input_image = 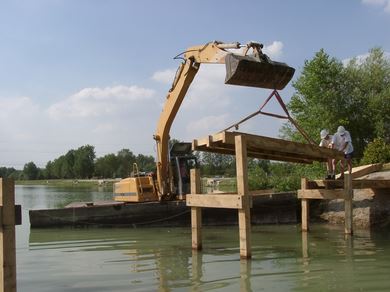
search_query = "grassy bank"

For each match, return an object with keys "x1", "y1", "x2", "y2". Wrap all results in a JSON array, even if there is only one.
[{"x1": 16, "y1": 179, "x2": 116, "y2": 189}]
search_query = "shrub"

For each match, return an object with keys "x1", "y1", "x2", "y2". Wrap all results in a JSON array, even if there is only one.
[{"x1": 361, "y1": 138, "x2": 390, "y2": 164}]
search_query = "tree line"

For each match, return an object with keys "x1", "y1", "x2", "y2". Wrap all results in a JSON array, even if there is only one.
[{"x1": 1, "y1": 145, "x2": 155, "y2": 180}]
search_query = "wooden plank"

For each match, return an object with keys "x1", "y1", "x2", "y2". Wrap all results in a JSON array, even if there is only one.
[
  {"x1": 193, "y1": 131, "x2": 344, "y2": 164},
  {"x1": 190, "y1": 169, "x2": 202, "y2": 250},
  {"x1": 344, "y1": 174, "x2": 353, "y2": 235},
  {"x1": 336, "y1": 163, "x2": 383, "y2": 179},
  {"x1": 195, "y1": 145, "x2": 314, "y2": 164},
  {"x1": 186, "y1": 194, "x2": 244, "y2": 209},
  {"x1": 298, "y1": 189, "x2": 348, "y2": 200},
  {"x1": 0, "y1": 178, "x2": 17, "y2": 292},
  {"x1": 352, "y1": 179, "x2": 390, "y2": 189},
  {"x1": 301, "y1": 178, "x2": 309, "y2": 232},
  {"x1": 312, "y1": 179, "x2": 390, "y2": 189},
  {"x1": 225, "y1": 131, "x2": 344, "y2": 160},
  {"x1": 235, "y1": 135, "x2": 251, "y2": 259}
]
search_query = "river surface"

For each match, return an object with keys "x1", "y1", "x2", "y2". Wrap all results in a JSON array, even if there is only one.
[{"x1": 15, "y1": 185, "x2": 390, "y2": 291}]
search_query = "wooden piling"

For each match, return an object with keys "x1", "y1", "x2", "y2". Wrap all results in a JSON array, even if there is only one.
[
  {"x1": 235, "y1": 135, "x2": 251, "y2": 259},
  {"x1": 0, "y1": 178, "x2": 17, "y2": 292},
  {"x1": 301, "y1": 178, "x2": 309, "y2": 232},
  {"x1": 344, "y1": 173, "x2": 353, "y2": 235},
  {"x1": 190, "y1": 169, "x2": 202, "y2": 250}
]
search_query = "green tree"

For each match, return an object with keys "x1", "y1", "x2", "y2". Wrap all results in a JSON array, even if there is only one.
[
  {"x1": 282, "y1": 47, "x2": 390, "y2": 159},
  {"x1": 73, "y1": 145, "x2": 95, "y2": 179},
  {"x1": 116, "y1": 149, "x2": 136, "y2": 178},
  {"x1": 95, "y1": 154, "x2": 119, "y2": 178},
  {"x1": 281, "y1": 49, "x2": 346, "y2": 143},
  {"x1": 135, "y1": 154, "x2": 155, "y2": 172},
  {"x1": 200, "y1": 152, "x2": 235, "y2": 177},
  {"x1": 23, "y1": 162, "x2": 39, "y2": 180},
  {"x1": 0, "y1": 167, "x2": 17, "y2": 178}
]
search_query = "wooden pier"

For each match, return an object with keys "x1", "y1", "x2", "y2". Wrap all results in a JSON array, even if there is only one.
[
  {"x1": 187, "y1": 131, "x2": 343, "y2": 258},
  {"x1": 298, "y1": 163, "x2": 390, "y2": 234}
]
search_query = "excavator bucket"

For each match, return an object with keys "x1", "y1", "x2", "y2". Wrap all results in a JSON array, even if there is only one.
[{"x1": 224, "y1": 54, "x2": 295, "y2": 90}]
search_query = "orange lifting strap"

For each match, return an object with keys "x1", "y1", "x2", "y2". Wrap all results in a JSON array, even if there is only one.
[{"x1": 222, "y1": 90, "x2": 316, "y2": 145}]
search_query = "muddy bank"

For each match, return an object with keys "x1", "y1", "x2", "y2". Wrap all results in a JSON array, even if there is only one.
[{"x1": 310, "y1": 170, "x2": 390, "y2": 229}]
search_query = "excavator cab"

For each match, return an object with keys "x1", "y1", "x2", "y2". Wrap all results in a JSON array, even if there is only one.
[{"x1": 170, "y1": 142, "x2": 198, "y2": 197}]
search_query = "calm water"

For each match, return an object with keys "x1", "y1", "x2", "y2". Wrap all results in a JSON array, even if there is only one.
[{"x1": 15, "y1": 185, "x2": 390, "y2": 291}]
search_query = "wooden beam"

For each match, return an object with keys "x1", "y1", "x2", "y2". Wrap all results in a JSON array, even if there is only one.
[
  {"x1": 193, "y1": 131, "x2": 344, "y2": 164},
  {"x1": 336, "y1": 163, "x2": 383, "y2": 179},
  {"x1": 235, "y1": 135, "x2": 251, "y2": 259},
  {"x1": 225, "y1": 131, "x2": 344, "y2": 160},
  {"x1": 0, "y1": 178, "x2": 17, "y2": 292},
  {"x1": 190, "y1": 169, "x2": 202, "y2": 250},
  {"x1": 298, "y1": 189, "x2": 348, "y2": 200},
  {"x1": 311, "y1": 179, "x2": 390, "y2": 189},
  {"x1": 194, "y1": 145, "x2": 314, "y2": 164},
  {"x1": 344, "y1": 174, "x2": 353, "y2": 235},
  {"x1": 187, "y1": 194, "x2": 245, "y2": 209},
  {"x1": 301, "y1": 178, "x2": 309, "y2": 232}
]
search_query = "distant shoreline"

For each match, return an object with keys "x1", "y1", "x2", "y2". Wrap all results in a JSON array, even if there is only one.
[{"x1": 15, "y1": 179, "x2": 117, "y2": 188}]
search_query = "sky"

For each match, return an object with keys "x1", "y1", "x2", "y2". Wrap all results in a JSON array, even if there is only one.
[{"x1": 1, "y1": 0, "x2": 390, "y2": 169}]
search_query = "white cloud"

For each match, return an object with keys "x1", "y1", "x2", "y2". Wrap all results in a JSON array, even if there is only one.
[
  {"x1": 186, "y1": 114, "x2": 229, "y2": 138},
  {"x1": 0, "y1": 96, "x2": 39, "y2": 118},
  {"x1": 152, "y1": 69, "x2": 176, "y2": 84},
  {"x1": 0, "y1": 96, "x2": 41, "y2": 140},
  {"x1": 263, "y1": 41, "x2": 284, "y2": 59},
  {"x1": 343, "y1": 51, "x2": 390, "y2": 66},
  {"x1": 47, "y1": 85, "x2": 155, "y2": 119},
  {"x1": 182, "y1": 64, "x2": 231, "y2": 110},
  {"x1": 362, "y1": 0, "x2": 390, "y2": 13}
]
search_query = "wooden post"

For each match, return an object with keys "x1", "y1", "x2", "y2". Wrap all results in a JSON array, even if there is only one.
[
  {"x1": 344, "y1": 173, "x2": 353, "y2": 235},
  {"x1": 191, "y1": 250, "x2": 202, "y2": 290},
  {"x1": 301, "y1": 230, "x2": 309, "y2": 259},
  {"x1": 301, "y1": 178, "x2": 309, "y2": 232},
  {"x1": 0, "y1": 178, "x2": 17, "y2": 292},
  {"x1": 235, "y1": 135, "x2": 251, "y2": 259},
  {"x1": 240, "y1": 259, "x2": 252, "y2": 291},
  {"x1": 190, "y1": 168, "x2": 202, "y2": 250}
]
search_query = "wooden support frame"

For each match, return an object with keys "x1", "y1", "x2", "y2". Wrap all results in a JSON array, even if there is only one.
[
  {"x1": 299, "y1": 174, "x2": 354, "y2": 235},
  {"x1": 190, "y1": 169, "x2": 202, "y2": 250},
  {"x1": 301, "y1": 178, "x2": 309, "y2": 232},
  {"x1": 235, "y1": 135, "x2": 251, "y2": 259},
  {"x1": 187, "y1": 133, "x2": 253, "y2": 258}
]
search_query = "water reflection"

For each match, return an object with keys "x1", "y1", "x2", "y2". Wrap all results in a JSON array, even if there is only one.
[{"x1": 15, "y1": 185, "x2": 390, "y2": 291}]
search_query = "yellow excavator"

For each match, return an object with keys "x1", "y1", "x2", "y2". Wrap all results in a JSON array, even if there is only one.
[{"x1": 113, "y1": 41, "x2": 295, "y2": 202}]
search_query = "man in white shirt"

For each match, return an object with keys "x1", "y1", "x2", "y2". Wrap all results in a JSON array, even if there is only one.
[
  {"x1": 331, "y1": 126, "x2": 354, "y2": 179},
  {"x1": 319, "y1": 129, "x2": 334, "y2": 179}
]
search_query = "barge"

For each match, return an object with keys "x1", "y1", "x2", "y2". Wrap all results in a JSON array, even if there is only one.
[{"x1": 29, "y1": 192, "x2": 298, "y2": 228}]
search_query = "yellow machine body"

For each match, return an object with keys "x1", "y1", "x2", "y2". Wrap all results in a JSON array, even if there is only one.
[{"x1": 114, "y1": 176, "x2": 158, "y2": 202}]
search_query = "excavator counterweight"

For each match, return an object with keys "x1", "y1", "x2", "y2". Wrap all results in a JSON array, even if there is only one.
[{"x1": 224, "y1": 54, "x2": 295, "y2": 90}]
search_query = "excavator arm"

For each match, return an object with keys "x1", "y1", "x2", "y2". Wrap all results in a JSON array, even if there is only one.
[{"x1": 153, "y1": 41, "x2": 295, "y2": 199}]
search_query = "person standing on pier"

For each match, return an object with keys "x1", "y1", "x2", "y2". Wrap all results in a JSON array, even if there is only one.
[
  {"x1": 331, "y1": 126, "x2": 354, "y2": 179},
  {"x1": 319, "y1": 129, "x2": 334, "y2": 179}
]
